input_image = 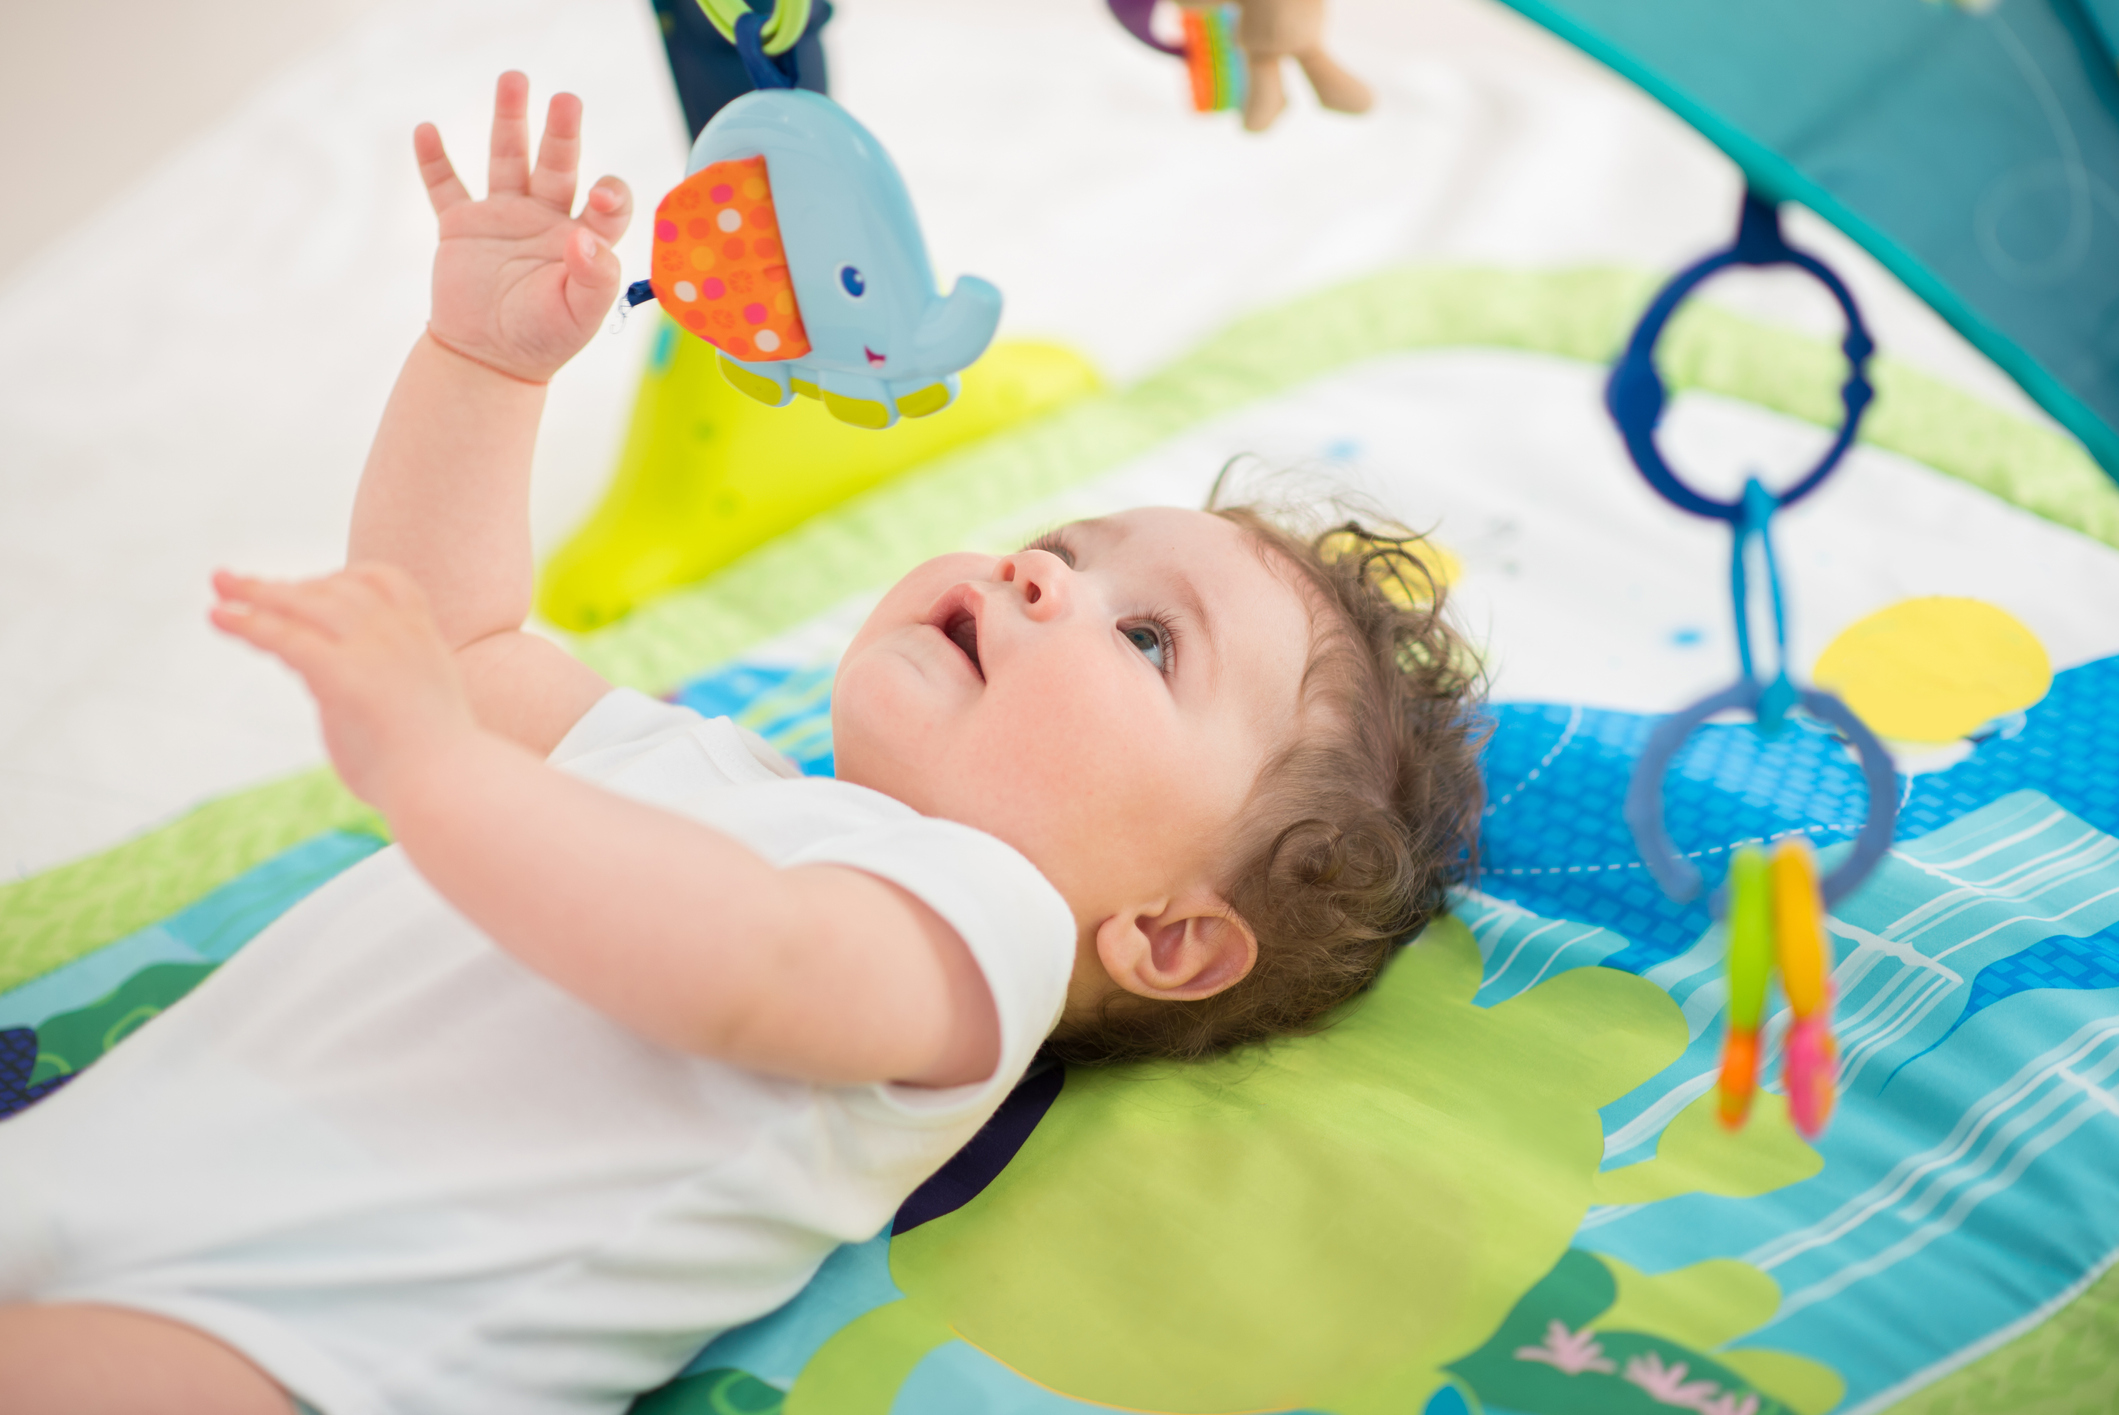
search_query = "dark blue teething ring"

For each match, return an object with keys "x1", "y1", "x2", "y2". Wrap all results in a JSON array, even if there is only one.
[
  {"x1": 1623, "y1": 677, "x2": 1899, "y2": 908},
  {"x1": 1606, "y1": 192, "x2": 1876, "y2": 522}
]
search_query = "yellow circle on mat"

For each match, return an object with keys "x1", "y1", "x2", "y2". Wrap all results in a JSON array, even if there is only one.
[
  {"x1": 1812, "y1": 597, "x2": 2051, "y2": 744},
  {"x1": 1317, "y1": 530, "x2": 1461, "y2": 605}
]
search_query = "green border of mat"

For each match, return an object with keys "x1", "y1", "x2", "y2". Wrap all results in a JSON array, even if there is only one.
[
  {"x1": 0, "y1": 773, "x2": 383, "y2": 995},
  {"x1": 1875, "y1": 1247, "x2": 2119, "y2": 1414}
]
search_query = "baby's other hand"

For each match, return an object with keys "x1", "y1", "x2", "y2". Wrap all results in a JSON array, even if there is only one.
[
  {"x1": 211, "y1": 564, "x2": 479, "y2": 812},
  {"x1": 418, "y1": 72, "x2": 635, "y2": 384}
]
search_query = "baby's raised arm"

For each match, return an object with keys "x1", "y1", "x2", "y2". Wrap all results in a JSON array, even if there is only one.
[
  {"x1": 211, "y1": 77, "x2": 1006, "y2": 1091},
  {"x1": 349, "y1": 73, "x2": 630, "y2": 752}
]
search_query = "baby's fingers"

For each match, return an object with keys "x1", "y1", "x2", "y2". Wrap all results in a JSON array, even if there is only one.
[
  {"x1": 414, "y1": 123, "x2": 471, "y2": 216},
  {"x1": 563, "y1": 227, "x2": 622, "y2": 307},
  {"x1": 530, "y1": 92, "x2": 583, "y2": 212},
  {"x1": 213, "y1": 569, "x2": 380, "y2": 640},
  {"x1": 579, "y1": 176, "x2": 632, "y2": 244},
  {"x1": 210, "y1": 597, "x2": 338, "y2": 682},
  {"x1": 488, "y1": 70, "x2": 533, "y2": 195}
]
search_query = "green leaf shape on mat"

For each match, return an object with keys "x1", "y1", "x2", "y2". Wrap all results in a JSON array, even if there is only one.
[
  {"x1": 1590, "y1": 1253, "x2": 1845, "y2": 1415},
  {"x1": 1593, "y1": 1087, "x2": 1822, "y2": 1206},
  {"x1": 26, "y1": 961, "x2": 217, "y2": 1087},
  {"x1": 1443, "y1": 1248, "x2": 1840, "y2": 1415},
  {"x1": 574, "y1": 266, "x2": 2119, "y2": 696},
  {"x1": 0, "y1": 770, "x2": 384, "y2": 996},
  {"x1": 801, "y1": 919, "x2": 1815, "y2": 1415},
  {"x1": 631, "y1": 1366, "x2": 785, "y2": 1414}
]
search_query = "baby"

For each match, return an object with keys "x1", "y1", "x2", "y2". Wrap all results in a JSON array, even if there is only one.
[{"x1": 0, "y1": 75, "x2": 1483, "y2": 1414}]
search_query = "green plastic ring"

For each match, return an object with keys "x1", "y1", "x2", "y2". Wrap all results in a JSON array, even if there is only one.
[{"x1": 694, "y1": 0, "x2": 811, "y2": 56}]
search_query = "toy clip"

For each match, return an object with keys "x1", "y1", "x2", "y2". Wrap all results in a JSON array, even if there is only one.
[
  {"x1": 1717, "y1": 845, "x2": 1771, "y2": 1127},
  {"x1": 1773, "y1": 838, "x2": 1838, "y2": 1138},
  {"x1": 1716, "y1": 839, "x2": 1839, "y2": 1138}
]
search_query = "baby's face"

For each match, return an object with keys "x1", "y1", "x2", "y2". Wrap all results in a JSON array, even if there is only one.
[{"x1": 831, "y1": 507, "x2": 1315, "y2": 935}]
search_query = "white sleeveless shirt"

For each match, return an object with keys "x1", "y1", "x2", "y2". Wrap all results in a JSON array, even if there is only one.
[{"x1": 0, "y1": 690, "x2": 1076, "y2": 1415}]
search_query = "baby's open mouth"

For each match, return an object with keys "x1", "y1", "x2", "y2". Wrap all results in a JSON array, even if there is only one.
[
  {"x1": 865, "y1": 346, "x2": 886, "y2": 369},
  {"x1": 942, "y1": 609, "x2": 983, "y2": 680}
]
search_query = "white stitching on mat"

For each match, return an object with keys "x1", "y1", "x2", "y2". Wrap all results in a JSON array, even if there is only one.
[
  {"x1": 1483, "y1": 705, "x2": 1583, "y2": 817},
  {"x1": 1481, "y1": 821, "x2": 1867, "y2": 877}
]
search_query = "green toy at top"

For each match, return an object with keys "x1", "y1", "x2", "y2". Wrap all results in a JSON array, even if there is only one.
[{"x1": 780, "y1": 919, "x2": 1835, "y2": 1415}]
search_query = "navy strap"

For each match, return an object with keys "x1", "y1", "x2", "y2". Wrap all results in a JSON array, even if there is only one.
[{"x1": 733, "y1": 10, "x2": 798, "y2": 90}]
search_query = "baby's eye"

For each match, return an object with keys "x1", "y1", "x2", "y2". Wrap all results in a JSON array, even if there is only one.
[
  {"x1": 838, "y1": 265, "x2": 866, "y2": 299},
  {"x1": 1124, "y1": 624, "x2": 1167, "y2": 671}
]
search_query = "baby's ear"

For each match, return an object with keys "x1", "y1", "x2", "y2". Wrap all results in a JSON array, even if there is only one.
[{"x1": 1096, "y1": 894, "x2": 1258, "y2": 1003}]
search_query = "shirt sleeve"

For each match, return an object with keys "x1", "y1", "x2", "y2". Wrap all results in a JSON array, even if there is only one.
[
  {"x1": 547, "y1": 688, "x2": 801, "y2": 781},
  {"x1": 787, "y1": 817, "x2": 1077, "y2": 1128},
  {"x1": 547, "y1": 688, "x2": 685, "y2": 765}
]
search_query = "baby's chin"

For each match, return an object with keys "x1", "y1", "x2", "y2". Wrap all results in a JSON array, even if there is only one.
[
  {"x1": 829, "y1": 689, "x2": 948, "y2": 806},
  {"x1": 832, "y1": 702, "x2": 1015, "y2": 831}
]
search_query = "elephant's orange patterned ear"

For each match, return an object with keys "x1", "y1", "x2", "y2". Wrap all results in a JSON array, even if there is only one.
[{"x1": 650, "y1": 157, "x2": 811, "y2": 363}]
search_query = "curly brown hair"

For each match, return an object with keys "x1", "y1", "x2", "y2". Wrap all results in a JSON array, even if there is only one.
[{"x1": 1044, "y1": 495, "x2": 1489, "y2": 1065}]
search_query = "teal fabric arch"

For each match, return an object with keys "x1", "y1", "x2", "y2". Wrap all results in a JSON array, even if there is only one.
[{"x1": 1495, "y1": 0, "x2": 2119, "y2": 483}]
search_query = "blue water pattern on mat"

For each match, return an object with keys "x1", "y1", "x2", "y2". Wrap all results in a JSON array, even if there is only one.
[
  {"x1": 1455, "y1": 891, "x2": 1632, "y2": 1008},
  {"x1": 1558, "y1": 789, "x2": 2119, "y2": 1410},
  {"x1": 670, "y1": 660, "x2": 837, "y2": 776},
  {"x1": 1478, "y1": 655, "x2": 2119, "y2": 983},
  {"x1": 887, "y1": 1339, "x2": 1339, "y2": 1415},
  {"x1": 0, "y1": 829, "x2": 385, "y2": 1032}
]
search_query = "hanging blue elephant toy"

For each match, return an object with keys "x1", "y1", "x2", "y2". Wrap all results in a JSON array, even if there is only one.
[{"x1": 623, "y1": 0, "x2": 1002, "y2": 429}]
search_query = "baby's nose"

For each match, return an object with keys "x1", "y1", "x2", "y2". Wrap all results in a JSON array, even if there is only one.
[{"x1": 998, "y1": 549, "x2": 1070, "y2": 618}]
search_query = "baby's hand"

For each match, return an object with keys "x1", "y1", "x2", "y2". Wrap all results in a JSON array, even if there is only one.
[
  {"x1": 418, "y1": 72, "x2": 635, "y2": 384},
  {"x1": 211, "y1": 564, "x2": 480, "y2": 811}
]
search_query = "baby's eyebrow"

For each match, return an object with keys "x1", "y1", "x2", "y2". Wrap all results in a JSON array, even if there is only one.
[
  {"x1": 1019, "y1": 526, "x2": 1078, "y2": 566},
  {"x1": 1092, "y1": 517, "x2": 1216, "y2": 663},
  {"x1": 1169, "y1": 567, "x2": 1214, "y2": 658}
]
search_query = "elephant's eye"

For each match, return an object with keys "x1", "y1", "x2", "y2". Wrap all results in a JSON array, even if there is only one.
[{"x1": 838, "y1": 265, "x2": 866, "y2": 299}]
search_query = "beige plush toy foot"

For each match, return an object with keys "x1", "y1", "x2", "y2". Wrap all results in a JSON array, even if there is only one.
[
  {"x1": 1243, "y1": 54, "x2": 1289, "y2": 132},
  {"x1": 1232, "y1": 0, "x2": 1371, "y2": 130},
  {"x1": 1295, "y1": 48, "x2": 1373, "y2": 114}
]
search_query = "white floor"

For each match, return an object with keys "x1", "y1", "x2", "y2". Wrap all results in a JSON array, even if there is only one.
[{"x1": 0, "y1": 0, "x2": 2094, "y2": 880}]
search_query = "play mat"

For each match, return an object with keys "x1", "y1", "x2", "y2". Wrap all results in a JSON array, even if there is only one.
[
  {"x1": 9, "y1": 0, "x2": 2119, "y2": 1408},
  {"x1": 7, "y1": 261, "x2": 2119, "y2": 1412}
]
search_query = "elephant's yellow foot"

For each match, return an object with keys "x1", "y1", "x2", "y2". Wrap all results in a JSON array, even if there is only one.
[
  {"x1": 895, "y1": 383, "x2": 953, "y2": 418},
  {"x1": 822, "y1": 391, "x2": 894, "y2": 429},
  {"x1": 717, "y1": 354, "x2": 791, "y2": 407}
]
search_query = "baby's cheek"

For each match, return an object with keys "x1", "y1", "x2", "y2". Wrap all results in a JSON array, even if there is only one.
[{"x1": 828, "y1": 661, "x2": 932, "y2": 779}]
